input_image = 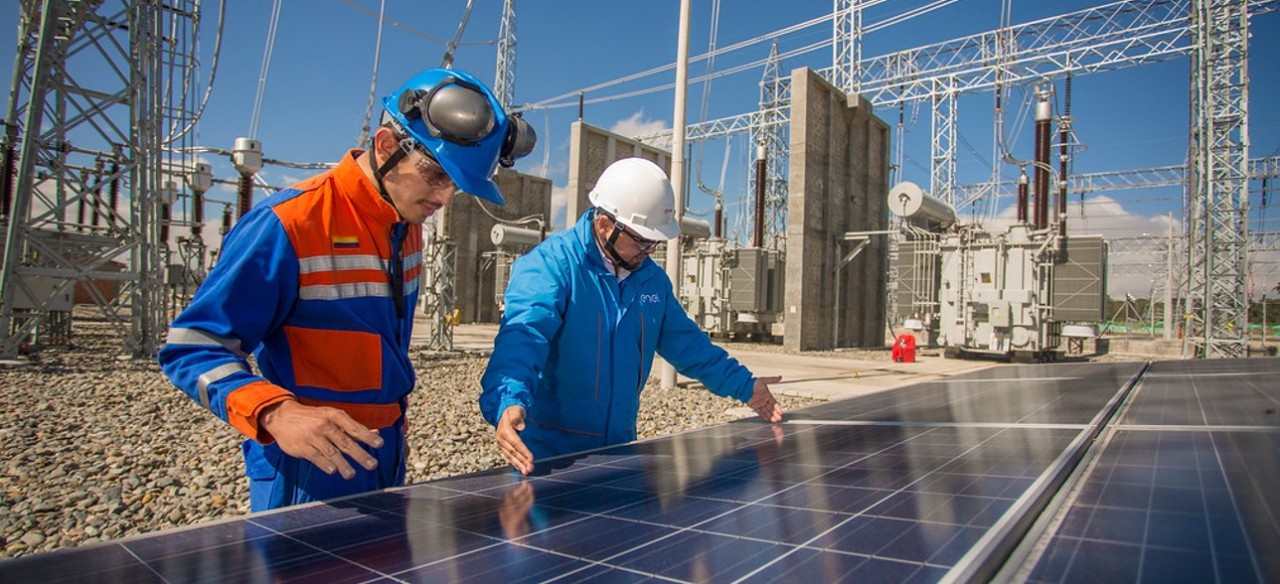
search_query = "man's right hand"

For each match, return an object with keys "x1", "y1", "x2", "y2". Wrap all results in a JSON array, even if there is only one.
[
  {"x1": 496, "y1": 405, "x2": 535, "y2": 475},
  {"x1": 258, "y1": 400, "x2": 383, "y2": 480}
]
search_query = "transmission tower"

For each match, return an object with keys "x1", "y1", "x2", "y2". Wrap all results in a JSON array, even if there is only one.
[
  {"x1": 832, "y1": 0, "x2": 863, "y2": 94},
  {"x1": 1184, "y1": 0, "x2": 1252, "y2": 358},
  {"x1": 494, "y1": 0, "x2": 517, "y2": 111},
  {"x1": 0, "y1": 0, "x2": 202, "y2": 358},
  {"x1": 749, "y1": 43, "x2": 790, "y2": 251}
]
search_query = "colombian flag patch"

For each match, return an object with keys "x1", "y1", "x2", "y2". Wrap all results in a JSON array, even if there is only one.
[{"x1": 332, "y1": 236, "x2": 359, "y2": 249}]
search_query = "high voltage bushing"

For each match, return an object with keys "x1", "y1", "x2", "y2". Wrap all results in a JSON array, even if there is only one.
[
  {"x1": 231, "y1": 138, "x2": 262, "y2": 221},
  {"x1": 159, "y1": 181, "x2": 178, "y2": 243},
  {"x1": 188, "y1": 162, "x2": 212, "y2": 235},
  {"x1": 1034, "y1": 91, "x2": 1052, "y2": 231},
  {"x1": 220, "y1": 205, "x2": 232, "y2": 236}
]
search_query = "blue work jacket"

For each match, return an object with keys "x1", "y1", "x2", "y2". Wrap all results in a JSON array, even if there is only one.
[{"x1": 479, "y1": 211, "x2": 756, "y2": 461}]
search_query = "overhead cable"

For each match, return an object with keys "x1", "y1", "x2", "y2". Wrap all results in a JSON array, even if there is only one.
[
  {"x1": 524, "y1": 0, "x2": 961, "y2": 112},
  {"x1": 247, "y1": 0, "x2": 284, "y2": 140},
  {"x1": 356, "y1": 0, "x2": 388, "y2": 148},
  {"x1": 166, "y1": 0, "x2": 228, "y2": 144}
]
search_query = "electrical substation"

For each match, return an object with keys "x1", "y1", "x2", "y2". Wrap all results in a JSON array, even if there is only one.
[
  {"x1": 5, "y1": 1, "x2": 1275, "y2": 364},
  {"x1": 3, "y1": 2, "x2": 1280, "y2": 581}
]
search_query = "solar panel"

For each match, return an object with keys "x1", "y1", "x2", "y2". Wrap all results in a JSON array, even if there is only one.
[
  {"x1": 8, "y1": 360, "x2": 1276, "y2": 583},
  {"x1": 1017, "y1": 359, "x2": 1280, "y2": 583}
]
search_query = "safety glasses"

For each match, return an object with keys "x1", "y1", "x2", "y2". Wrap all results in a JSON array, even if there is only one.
[
  {"x1": 607, "y1": 214, "x2": 660, "y2": 252},
  {"x1": 410, "y1": 146, "x2": 458, "y2": 192}
]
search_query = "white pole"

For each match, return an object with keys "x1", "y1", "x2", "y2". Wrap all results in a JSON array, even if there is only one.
[
  {"x1": 1164, "y1": 213, "x2": 1174, "y2": 341},
  {"x1": 661, "y1": 0, "x2": 692, "y2": 390}
]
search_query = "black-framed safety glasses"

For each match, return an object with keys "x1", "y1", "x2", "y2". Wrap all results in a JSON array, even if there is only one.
[{"x1": 602, "y1": 210, "x2": 660, "y2": 252}]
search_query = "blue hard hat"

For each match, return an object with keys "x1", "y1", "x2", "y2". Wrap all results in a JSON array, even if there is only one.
[{"x1": 382, "y1": 68, "x2": 535, "y2": 205}]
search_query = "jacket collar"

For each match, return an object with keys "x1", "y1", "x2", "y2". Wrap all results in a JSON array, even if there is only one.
[{"x1": 332, "y1": 149, "x2": 401, "y2": 226}]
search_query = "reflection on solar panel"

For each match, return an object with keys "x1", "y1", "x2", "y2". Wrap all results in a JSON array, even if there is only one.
[{"x1": 1, "y1": 359, "x2": 1276, "y2": 583}]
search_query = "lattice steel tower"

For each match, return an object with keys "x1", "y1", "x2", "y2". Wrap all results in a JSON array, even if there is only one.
[
  {"x1": 750, "y1": 43, "x2": 790, "y2": 251},
  {"x1": 494, "y1": 0, "x2": 517, "y2": 111},
  {"x1": 1184, "y1": 0, "x2": 1251, "y2": 358},
  {"x1": 0, "y1": 0, "x2": 201, "y2": 358}
]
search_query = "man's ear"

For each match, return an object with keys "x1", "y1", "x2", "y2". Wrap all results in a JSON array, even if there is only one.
[{"x1": 371, "y1": 127, "x2": 399, "y2": 164}]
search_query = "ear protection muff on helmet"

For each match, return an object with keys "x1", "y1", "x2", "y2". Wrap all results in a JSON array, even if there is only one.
[
  {"x1": 397, "y1": 77, "x2": 496, "y2": 145},
  {"x1": 382, "y1": 68, "x2": 537, "y2": 205},
  {"x1": 396, "y1": 77, "x2": 535, "y2": 169}
]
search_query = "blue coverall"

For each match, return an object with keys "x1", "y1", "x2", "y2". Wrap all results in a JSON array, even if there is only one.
[
  {"x1": 480, "y1": 210, "x2": 757, "y2": 461},
  {"x1": 159, "y1": 151, "x2": 420, "y2": 511}
]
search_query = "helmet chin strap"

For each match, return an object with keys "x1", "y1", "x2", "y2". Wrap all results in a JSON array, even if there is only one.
[
  {"x1": 367, "y1": 138, "x2": 411, "y2": 222},
  {"x1": 595, "y1": 209, "x2": 644, "y2": 272}
]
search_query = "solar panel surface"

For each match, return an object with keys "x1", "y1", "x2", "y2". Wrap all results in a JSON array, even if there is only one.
[
  {"x1": 5, "y1": 360, "x2": 1275, "y2": 583},
  {"x1": 1020, "y1": 359, "x2": 1280, "y2": 583}
]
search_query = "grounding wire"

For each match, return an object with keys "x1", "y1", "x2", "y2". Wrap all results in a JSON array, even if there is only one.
[
  {"x1": 522, "y1": 10, "x2": 840, "y2": 110},
  {"x1": 471, "y1": 197, "x2": 544, "y2": 230},
  {"x1": 693, "y1": 0, "x2": 722, "y2": 199},
  {"x1": 535, "y1": 39, "x2": 829, "y2": 111},
  {"x1": 339, "y1": 0, "x2": 492, "y2": 47},
  {"x1": 440, "y1": 0, "x2": 476, "y2": 68}
]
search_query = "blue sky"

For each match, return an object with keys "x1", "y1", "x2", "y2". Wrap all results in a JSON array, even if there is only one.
[{"x1": 3, "y1": 0, "x2": 1278, "y2": 293}]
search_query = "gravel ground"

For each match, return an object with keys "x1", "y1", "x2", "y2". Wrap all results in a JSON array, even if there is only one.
[{"x1": 0, "y1": 319, "x2": 824, "y2": 560}]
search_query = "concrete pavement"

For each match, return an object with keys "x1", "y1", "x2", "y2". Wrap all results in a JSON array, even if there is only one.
[{"x1": 419, "y1": 322, "x2": 998, "y2": 404}]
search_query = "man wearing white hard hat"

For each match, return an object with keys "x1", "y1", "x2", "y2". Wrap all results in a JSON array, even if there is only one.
[{"x1": 480, "y1": 157, "x2": 783, "y2": 475}]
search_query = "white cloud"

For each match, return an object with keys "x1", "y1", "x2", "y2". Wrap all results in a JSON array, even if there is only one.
[
  {"x1": 976, "y1": 194, "x2": 1178, "y2": 239},
  {"x1": 609, "y1": 110, "x2": 668, "y2": 139},
  {"x1": 550, "y1": 184, "x2": 570, "y2": 230}
]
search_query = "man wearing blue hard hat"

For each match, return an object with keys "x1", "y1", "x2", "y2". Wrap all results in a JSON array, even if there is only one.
[{"x1": 159, "y1": 68, "x2": 535, "y2": 511}]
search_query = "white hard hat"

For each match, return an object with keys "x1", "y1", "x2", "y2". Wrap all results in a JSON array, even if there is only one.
[{"x1": 588, "y1": 157, "x2": 680, "y2": 241}]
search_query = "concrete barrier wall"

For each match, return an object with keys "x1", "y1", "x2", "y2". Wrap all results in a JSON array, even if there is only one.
[{"x1": 784, "y1": 67, "x2": 891, "y2": 351}]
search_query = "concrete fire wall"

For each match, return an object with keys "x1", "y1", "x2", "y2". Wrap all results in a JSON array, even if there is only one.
[
  {"x1": 565, "y1": 121, "x2": 672, "y2": 229},
  {"x1": 784, "y1": 67, "x2": 891, "y2": 351},
  {"x1": 441, "y1": 167, "x2": 552, "y2": 323}
]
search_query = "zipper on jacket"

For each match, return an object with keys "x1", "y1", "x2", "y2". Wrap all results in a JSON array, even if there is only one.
[{"x1": 388, "y1": 222, "x2": 407, "y2": 320}]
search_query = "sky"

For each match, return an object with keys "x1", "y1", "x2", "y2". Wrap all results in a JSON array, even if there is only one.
[{"x1": 2, "y1": 0, "x2": 1278, "y2": 296}]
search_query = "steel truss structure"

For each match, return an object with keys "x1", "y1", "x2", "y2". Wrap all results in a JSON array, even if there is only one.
[
  {"x1": 749, "y1": 44, "x2": 790, "y2": 251},
  {"x1": 1185, "y1": 0, "x2": 1251, "y2": 357},
  {"x1": 493, "y1": 0, "x2": 517, "y2": 111},
  {"x1": 0, "y1": 0, "x2": 202, "y2": 358},
  {"x1": 634, "y1": 0, "x2": 1277, "y2": 357},
  {"x1": 419, "y1": 237, "x2": 457, "y2": 351}
]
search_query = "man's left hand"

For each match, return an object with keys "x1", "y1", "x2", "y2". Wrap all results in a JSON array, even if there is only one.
[{"x1": 747, "y1": 376, "x2": 783, "y2": 423}]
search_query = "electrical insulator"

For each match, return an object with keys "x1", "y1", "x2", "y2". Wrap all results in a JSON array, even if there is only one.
[
  {"x1": 189, "y1": 162, "x2": 213, "y2": 195},
  {"x1": 231, "y1": 138, "x2": 263, "y2": 176}
]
